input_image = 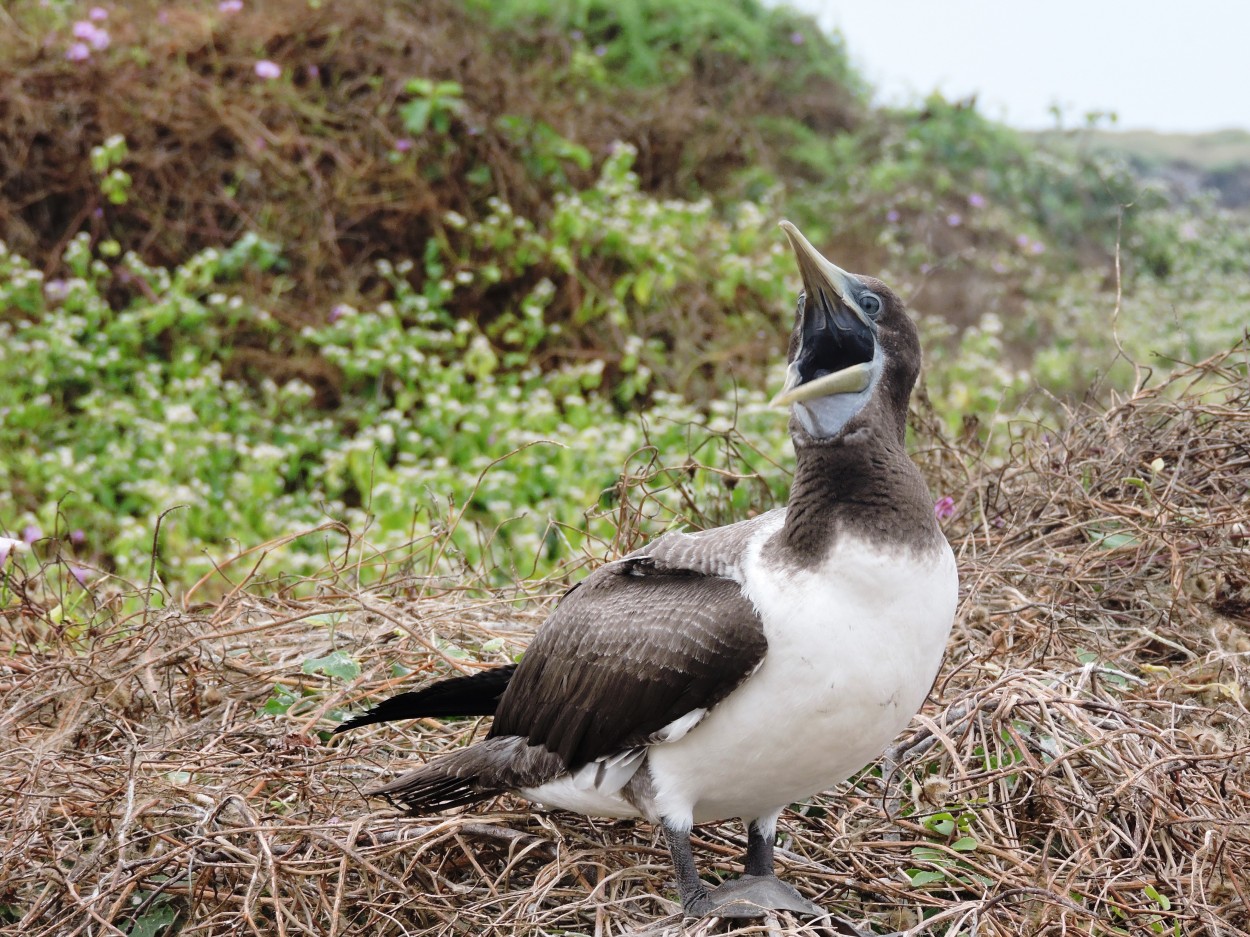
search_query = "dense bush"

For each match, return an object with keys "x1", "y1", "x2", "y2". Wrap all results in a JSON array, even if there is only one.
[
  {"x1": 0, "y1": 154, "x2": 793, "y2": 588},
  {"x1": 2, "y1": 0, "x2": 1247, "y2": 590}
]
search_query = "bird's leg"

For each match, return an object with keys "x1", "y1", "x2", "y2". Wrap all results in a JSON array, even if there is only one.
[
  {"x1": 662, "y1": 812, "x2": 826, "y2": 920},
  {"x1": 703, "y1": 814, "x2": 880, "y2": 935},
  {"x1": 661, "y1": 822, "x2": 711, "y2": 915},
  {"x1": 743, "y1": 814, "x2": 777, "y2": 876}
]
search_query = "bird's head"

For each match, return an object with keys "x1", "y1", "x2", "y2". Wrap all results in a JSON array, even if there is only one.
[{"x1": 772, "y1": 220, "x2": 921, "y2": 441}]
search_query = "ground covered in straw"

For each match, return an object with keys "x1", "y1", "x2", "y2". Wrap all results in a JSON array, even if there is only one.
[{"x1": 4, "y1": 349, "x2": 1249, "y2": 937}]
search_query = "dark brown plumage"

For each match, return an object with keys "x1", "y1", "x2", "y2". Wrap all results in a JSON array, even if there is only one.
[
  {"x1": 489, "y1": 558, "x2": 767, "y2": 769},
  {"x1": 365, "y1": 544, "x2": 770, "y2": 811},
  {"x1": 778, "y1": 274, "x2": 937, "y2": 562}
]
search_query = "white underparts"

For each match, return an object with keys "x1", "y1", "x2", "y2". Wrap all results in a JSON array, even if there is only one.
[{"x1": 520, "y1": 518, "x2": 958, "y2": 827}]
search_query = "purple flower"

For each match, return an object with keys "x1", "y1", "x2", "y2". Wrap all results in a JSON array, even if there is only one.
[
  {"x1": 72, "y1": 21, "x2": 109, "y2": 49},
  {"x1": 594, "y1": 44, "x2": 607, "y2": 56},
  {"x1": 393, "y1": 137, "x2": 413, "y2": 153},
  {"x1": 66, "y1": 42, "x2": 91, "y2": 61},
  {"x1": 886, "y1": 209, "x2": 900, "y2": 223},
  {"x1": 219, "y1": 0, "x2": 244, "y2": 11},
  {"x1": 254, "y1": 59, "x2": 281, "y2": 80},
  {"x1": 1015, "y1": 233, "x2": 1031, "y2": 248},
  {"x1": 45, "y1": 279, "x2": 70, "y2": 301},
  {"x1": 22, "y1": 524, "x2": 42, "y2": 545},
  {"x1": 934, "y1": 496, "x2": 956, "y2": 520},
  {"x1": 89, "y1": 6, "x2": 108, "y2": 20},
  {"x1": 1030, "y1": 240, "x2": 1046, "y2": 255},
  {"x1": 991, "y1": 260, "x2": 1008, "y2": 274},
  {"x1": 329, "y1": 303, "x2": 350, "y2": 323},
  {"x1": 919, "y1": 262, "x2": 931, "y2": 275},
  {"x1": 570, "y1": 29, "x2": 583, "y2": 41},
  {"x1": 946, "y1": 212, "x2": 962, "y2": 227},
  {"x1": 70, "y1": 566, "x2": 90, "y2": 587},
  {"x1": 70, "y1": 529, "x2": 86, "y2": 546},
  {"x1": 306, "y1": 63, "x2": 320, "y2": 79},
  {"x1": 789, "y1": 31, "x2": 805, "y2": 45},
  {"x1": 967, "y1": 192, "x2": 985, "y2": 208}
]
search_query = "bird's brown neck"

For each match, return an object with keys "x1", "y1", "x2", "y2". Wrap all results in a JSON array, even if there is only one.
[{"x1": 779, "y1": 416, "x2": 939, "y2": 563}]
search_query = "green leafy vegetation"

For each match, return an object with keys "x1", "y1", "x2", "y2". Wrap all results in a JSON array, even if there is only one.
[
  {"x1": 1, "y1": 0, "x2": 1247, "y2": 596},
  {"x1": 472, "y1": 0, "x2": 865, "y2": 95}
]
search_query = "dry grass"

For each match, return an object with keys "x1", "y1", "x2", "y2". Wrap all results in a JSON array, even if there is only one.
[{"x1": 3, "y1": 347, "x2": 1249, "y2": 936}]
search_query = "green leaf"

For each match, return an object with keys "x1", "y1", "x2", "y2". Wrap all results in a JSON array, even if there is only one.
[
  {"x1": 906, "y1": 869, "x2": 946, "y2": 886},
  {"x1": 302, "y1": 650, "x2": 361, "y2": 682},
  {"x1": 126, "y1": 901, "x2": 178, "y2": 937},
  {"x1": 261, "y1": 688, "x2": 297, "y2": 715},
  {"x1": 467, "y1": 163, "x2": 493, "y2": 186},
  {"x1": 1088, "y1": 524, "x2": 1141, "y2": 550},
  {"x1": 632, "y1": 268, "x2": 655, "y2": 305},
  {"x1": 400, "y1": 99, "x2": 432, "y2": 135},
  {"x1": 305, "y1": 613, "x2": 343, "y2": 628},
  {"x1": 951, "y1": 836, "x2": 978, "y2": 852},
  {"x1": 910, "y1": 846, "x2": 952, "y2": 865}
]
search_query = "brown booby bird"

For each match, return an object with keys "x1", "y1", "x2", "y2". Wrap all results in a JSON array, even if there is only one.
[{"x1": 337, "y1": 221, "x2": 958, "y2": 922}]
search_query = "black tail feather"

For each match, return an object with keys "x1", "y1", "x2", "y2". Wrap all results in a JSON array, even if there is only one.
[
  {"x1": 367, "y1": 770, "x2": 500, "y2": 813},
  {"x1": 335, "y1": 665, "x2": 517, "y2": 734},
  {"x1": 361, "y1": 736, "x2": 562, "y2": 815}
]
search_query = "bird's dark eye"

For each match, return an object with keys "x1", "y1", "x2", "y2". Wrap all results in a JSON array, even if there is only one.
[{"x1": 860, "y1": 292, "x2": 882, "y2": 317}]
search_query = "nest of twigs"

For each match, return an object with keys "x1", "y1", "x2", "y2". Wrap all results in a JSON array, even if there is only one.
[{"x1": 3, "y1": 346, "x2": 1249, "y2": 936}]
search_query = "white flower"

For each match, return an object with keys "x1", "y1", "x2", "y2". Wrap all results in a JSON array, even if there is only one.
[
  {"x1": 0, "y1": 537, "x2": 30, "y2": 563},
  {"x1": 166, "y1": 403, "x2": 197, "y2": 424}
]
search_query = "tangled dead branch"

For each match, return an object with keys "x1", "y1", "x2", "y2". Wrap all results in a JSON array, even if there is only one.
[{"x1": 2, "y1": 346, "x2": 1248, "y2": 935}]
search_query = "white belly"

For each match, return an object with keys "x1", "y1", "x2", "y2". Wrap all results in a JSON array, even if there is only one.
[
  {"x1": 647, "y1": 538, "x2": 957, "y2": 825},
  {"x1": 521, "y1": 536, "x2": 958, "y2": 825}
]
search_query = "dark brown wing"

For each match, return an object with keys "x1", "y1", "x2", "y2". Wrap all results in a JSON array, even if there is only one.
[{"x1": 488, "y1": 542, "x2": 770, "y2": 771}]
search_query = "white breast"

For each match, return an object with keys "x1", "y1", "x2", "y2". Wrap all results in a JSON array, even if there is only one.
[
  {"x1": 645, "y1": 534, "x2": 958, "y2": 826},
  {"x1": 519, "y1": 520, "x2": 958, "y2": 826}
]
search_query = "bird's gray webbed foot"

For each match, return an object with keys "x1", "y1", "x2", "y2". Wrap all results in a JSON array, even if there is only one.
[
  {"x1": 688, "y1": 873, "x2": 827, "y2": 919},
  {"x1": 663, "y1": 819, "x2": 879, "y2": 934},
  {"x1": 698, "y1": 877, "x2": 885, "y2": 936}
]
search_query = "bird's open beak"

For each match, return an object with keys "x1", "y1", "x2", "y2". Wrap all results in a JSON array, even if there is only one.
[{"x1": 771, "y1": 221, "x2": 875, "y2": 408}]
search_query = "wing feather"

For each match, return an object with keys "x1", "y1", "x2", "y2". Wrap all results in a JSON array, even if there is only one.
[{"x1": 489, "y1": 511, "x2": 782, "y2": 770}]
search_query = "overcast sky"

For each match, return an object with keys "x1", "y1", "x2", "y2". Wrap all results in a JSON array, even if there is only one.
[{"x1": 784, "y1": 0, "x2": 1249, "y2": 133}]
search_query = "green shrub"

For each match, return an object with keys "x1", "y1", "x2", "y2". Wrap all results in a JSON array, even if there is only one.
[
  {"x1": 474, "y1": 0, "x2": 864, "y2": 96},
  {"x1": 0, "y1": 172, "x2": 793, "y2": 588}
]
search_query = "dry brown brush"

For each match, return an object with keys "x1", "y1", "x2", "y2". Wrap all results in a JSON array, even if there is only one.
[
  {"x1": 2, "y1": 348, "x2": 1249, "y2": 935},
  {"x1": 0, "y1": 0, "x2": 855, "y2": 305}
]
